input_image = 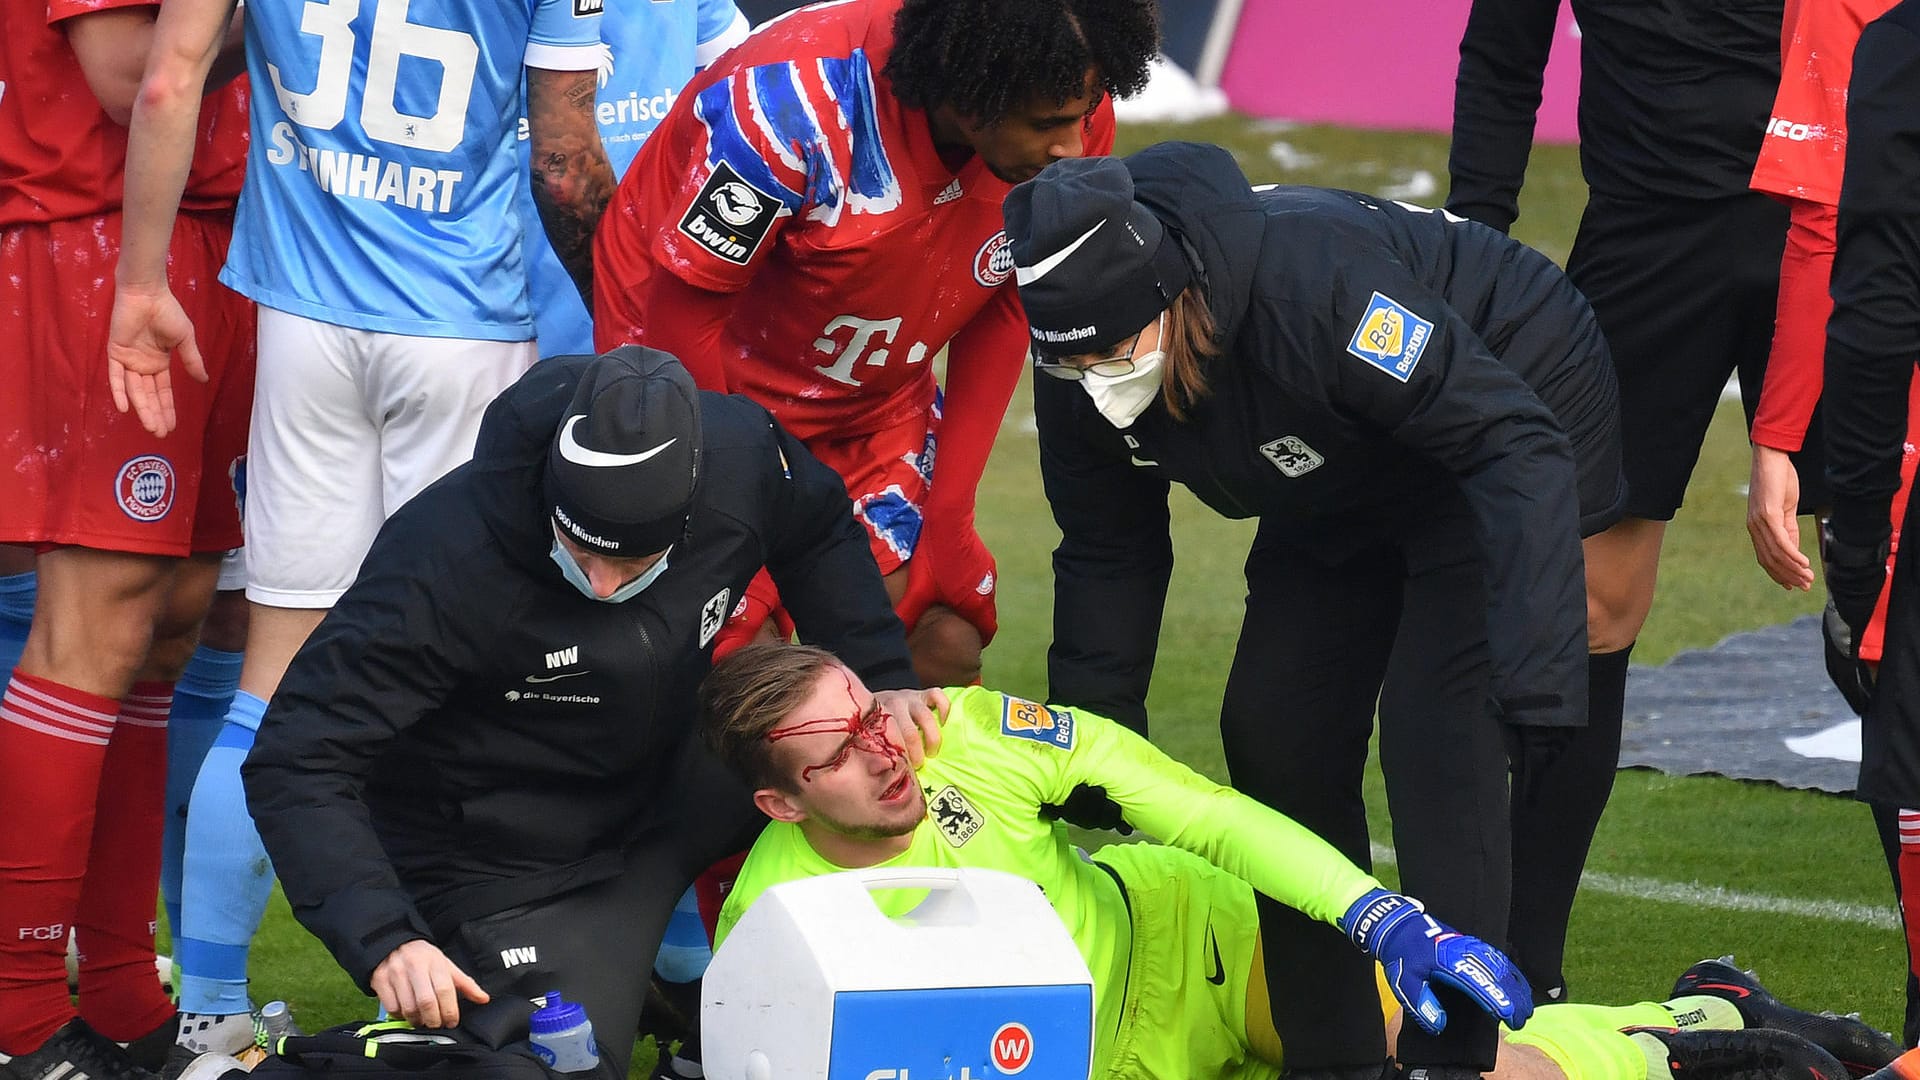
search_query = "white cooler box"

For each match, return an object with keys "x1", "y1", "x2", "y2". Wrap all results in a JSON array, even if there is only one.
[{"x1": 703, "y1": 867, "x2": 1094, "y2": 1080}]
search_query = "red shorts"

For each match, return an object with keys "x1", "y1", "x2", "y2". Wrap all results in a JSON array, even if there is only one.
[{"x1": 0, "y1": 211, "x2": 254, "y2": 556}]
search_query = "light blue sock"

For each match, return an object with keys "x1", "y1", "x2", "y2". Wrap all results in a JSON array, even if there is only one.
[
  {"x1": 653, "y1": 884, "x2": 713, "y2": 984},
  {"x1": 163, "y1": 646, "x2": 244, "y2": 940},
  {"x1": 177, "y1": 691, "x2": 271, "y2": 1015},
  {"x1": 0, "y1": 571, "x2": 36, "y2": 674}
]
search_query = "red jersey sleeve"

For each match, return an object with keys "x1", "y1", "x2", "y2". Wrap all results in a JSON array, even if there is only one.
[
  {"x1": 624, "y1": 269, "x2": 737, "y2": 392},
  {"x1": 1751, "y1": 198, "x2": 1838, "y2": 452},
  {"x1": 639, "y1": 40, "x2": 880, "y2": 294},
  {"x1": 1750, "y1": 0, "x2": 1897, "y2": 206},
  {"x1": 924, "y1": 277, "x2": 1029, "y2": 524},
  {"x1": 46, "y1": 0, "x2": 154, "y2": 24}
]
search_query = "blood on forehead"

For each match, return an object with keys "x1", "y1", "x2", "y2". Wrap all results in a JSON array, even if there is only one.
[{"x1": 765, "y1": 667, "x2": 905, "y2": 783}]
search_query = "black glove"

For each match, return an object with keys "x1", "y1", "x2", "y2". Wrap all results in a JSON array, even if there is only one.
[
  {"x1": 1822, "y1": 519, "x2": 1891, "y2": 640},
  {"x1": 1041, "y1": 783, "x2": 1132, "y2": 835},
  {"x1": 1820, "y1": 519, "x2": 1890, "y2": 717},
  {"x1": 1502, "y1": 723, "x2": 1577, "y2": 808},
  {"x1": 1822, "y1": 597, "x2": 1878, "y2": 717}
]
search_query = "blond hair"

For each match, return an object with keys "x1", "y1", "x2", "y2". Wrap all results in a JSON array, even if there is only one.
[{"x1": 698, "y1": 643, "x2": 841, "y2": 789}]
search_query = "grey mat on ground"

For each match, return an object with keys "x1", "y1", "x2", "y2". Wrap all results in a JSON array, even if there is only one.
[{"x1": 1619, "y1": 614, "x2": 1862, "y2": 795}]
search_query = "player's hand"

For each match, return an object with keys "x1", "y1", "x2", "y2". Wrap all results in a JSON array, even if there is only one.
[
  {"x1": 1339, "y1": 888, "x2": 1533, "y2": 1035},
  {"x1": 107, "y1": 280, "x2": 208, "y2": 437},
  {"x1": 1747, "y1": 445, "x2": 1813, "y2": 590},
  {"x1": 872, "y1": 687, "x2": 948, "y2": 767},
  {"x1": 369, "y1": 939, "x2": 490, "y2": 1029},
  {"x1": 900, "y1": 517, "x2": 998, "y2": 643}
]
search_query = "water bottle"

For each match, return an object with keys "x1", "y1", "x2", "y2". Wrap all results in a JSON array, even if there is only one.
[
  {"x1": 259, "y1": 1000, "x2": 303, "y2": 1042},
  {"x1": 528, "y1": 991, "x2": 601, "y2": 1075}
]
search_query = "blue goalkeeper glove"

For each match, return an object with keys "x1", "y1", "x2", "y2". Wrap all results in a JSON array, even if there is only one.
[{"x1": 1339, "y1": 888, "x2": 1533, "y2": 1034}]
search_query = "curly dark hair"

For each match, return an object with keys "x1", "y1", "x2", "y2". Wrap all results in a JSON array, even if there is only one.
[{"x1": 884, "y1": 0, "x2": 1160, "y2": 125}]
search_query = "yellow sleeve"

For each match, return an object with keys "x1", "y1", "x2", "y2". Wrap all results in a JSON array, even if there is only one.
[{"x1": 949, "y1": 686, "x2": 1383, "y2": 927}]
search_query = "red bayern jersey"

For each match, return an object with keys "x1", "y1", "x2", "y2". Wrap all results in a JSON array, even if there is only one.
[
  {"x1": 1749, "y1": 0, "x2": 1898, "y2": 206},
  {"x1": 0, "y1": 0, "x2": 248, "y2": 227},
  {"x1": 599, "y1": 0, "x2": 1115, "y2": 442},
  {"x1": 1749, "y1": 0, "x2": 1900, "y2": 451}
]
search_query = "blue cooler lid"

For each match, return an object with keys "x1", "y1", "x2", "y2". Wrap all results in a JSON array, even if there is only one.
[{"x1": 530, "y1": 991, "x2": 587, "y2": 1035}]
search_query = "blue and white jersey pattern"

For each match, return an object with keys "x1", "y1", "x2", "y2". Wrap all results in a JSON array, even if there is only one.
[
  {"x1": 521, "y1": 0, "x2": 749, "y2": 357},
  {"x1": 223, "y1": 0, "x2": 604, "y2": 340}
]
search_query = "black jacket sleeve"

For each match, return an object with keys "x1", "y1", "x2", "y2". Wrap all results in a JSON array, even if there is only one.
[
  {"x1": 1445, "y1": 0, "x2": 1561, "y2": 232},
  {"x1": 762, "y1": 421, "x2": 919, "y2": 692},
  {"x1": 1304, "y1": 266, "x2": 1588, "y2": 728},
  {"x1": 1824, "y1": 8, "x2": 1920, "y2": 551},
  {"x1": 1035, "y1": 373, "x2": 1174, "y2": 736},
  {"x1": 240, "y1": 559, "x2": 481, "y2": 992}
]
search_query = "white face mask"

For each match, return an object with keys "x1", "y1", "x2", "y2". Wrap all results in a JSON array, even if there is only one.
[
  {"x1": 1081, "y1": 312, "x2": 1167, "y2": 429},
  {"x1": 550, "y1": 527, "x2": 671, "y2": 603}
]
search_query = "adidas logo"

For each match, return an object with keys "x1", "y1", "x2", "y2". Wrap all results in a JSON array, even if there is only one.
[{"x1": 934, "y1": 179, "x2": 963, "y2": 205}]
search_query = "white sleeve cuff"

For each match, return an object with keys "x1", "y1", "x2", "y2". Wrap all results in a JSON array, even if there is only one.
[{"x1": 525, "y1": 41, "x2": 606, "y2": 72}]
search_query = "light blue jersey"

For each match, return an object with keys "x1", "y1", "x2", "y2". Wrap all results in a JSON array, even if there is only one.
[
  {"x1": 223, "y1": 0, "x2": 605, "y2": 340},
  {"x1": 519, "y1": 0, "x2": 749, "y2": 357}
]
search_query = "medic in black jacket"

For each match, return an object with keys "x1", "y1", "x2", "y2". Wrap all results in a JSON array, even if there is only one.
[
  {"x1": 242, "y1": 348, "x2": 928, "y2": 1069},
  {"x1": 1824, "y1": 0, "x2": 1920, "y2": 873},
  {"x1": 1004, "y1": 143, "x2": 1623, "y2": 1080}
]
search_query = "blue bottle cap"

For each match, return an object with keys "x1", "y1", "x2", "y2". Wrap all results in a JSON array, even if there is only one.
[{"x1": 530, "y1": 991, "x2": 588, "y2": 1034}]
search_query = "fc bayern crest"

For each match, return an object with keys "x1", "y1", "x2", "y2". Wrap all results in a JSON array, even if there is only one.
[
  {"x1": 973, "y1": 231, "x2": 1013, "y2": 287},
  {"x1": 115, "y1": 455, "x2": 176, "y2": 522}
]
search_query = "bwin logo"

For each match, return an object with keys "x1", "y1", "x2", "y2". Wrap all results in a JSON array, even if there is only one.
[
  {"x1": 500, "y1": 946, "x2": 539, "y2": 968},
  {"x1": 710, "y1": 182, "x2": 763, "y2": 227},
  {"x1": 545, "y1": 646, "x2": 580, "y2": 669}
]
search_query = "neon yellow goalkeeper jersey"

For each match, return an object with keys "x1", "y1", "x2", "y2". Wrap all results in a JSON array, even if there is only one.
[{"x1": 717, "y1": 687, "x2": 1383, "y2": 1074}]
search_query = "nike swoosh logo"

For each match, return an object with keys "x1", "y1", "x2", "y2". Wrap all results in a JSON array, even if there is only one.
[
  {"x1": 557, "y1": 416, "x2": 676, "y2": 469},
  {"x1": 526, "y1": 671, "x2": 589, "y2": 684},
  {"x1": 1205, "y1": 925, "x2": 1225, "y2": 986},
  {"x1": 1690, "y1": 982, "x2": 1753, "y2": 998},
  {"x1": 1015, "y1": 219, "x2": 1105, "y2": 286}
]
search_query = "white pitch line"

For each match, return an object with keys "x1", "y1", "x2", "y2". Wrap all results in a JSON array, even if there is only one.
[{"x1": 1368, "y1": 843, "x2": 1900, "y2": 932}]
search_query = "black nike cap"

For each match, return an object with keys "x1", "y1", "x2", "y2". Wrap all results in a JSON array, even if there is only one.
[
  {"x1": 1004, "y1": 156, "x2": 1191, "y2": 359},
  {"x1": 545, "y1": 346, "x2": 702, "y2": 556}
]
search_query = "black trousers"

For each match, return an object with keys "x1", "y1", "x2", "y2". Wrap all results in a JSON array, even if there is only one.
[
  {"x1": 432, "y1": 742, "x2": 762, "y2": 1078},
  {"x1": 1224, "y1": 498, "x2": 1510, "y2": 1072}
]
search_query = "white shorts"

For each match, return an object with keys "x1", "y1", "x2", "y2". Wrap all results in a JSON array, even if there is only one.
[{"x1": 244, "y1": 306, "x2": 535, "y2": 607}]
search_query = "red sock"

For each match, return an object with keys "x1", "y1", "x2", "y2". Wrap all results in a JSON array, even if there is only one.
[
  {"x1": 1898, "y1": 810, "x2": 1920, "y2": 981},
  {"x1": 77, "y1": 681, "x2": 174, "y2": 1041},
  {"x1": 0, "y1": 670, "x2": 117, "y2": 1054}
]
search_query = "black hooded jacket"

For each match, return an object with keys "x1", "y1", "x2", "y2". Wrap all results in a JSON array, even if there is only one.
[
  {"x1": 1039, "y1": 142, "x2": 1623, "y2": 735},
  {"x1": 243, "y1": 356, "x2": 916, "y2": 991}
]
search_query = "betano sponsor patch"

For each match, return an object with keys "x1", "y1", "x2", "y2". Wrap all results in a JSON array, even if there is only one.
[
  {"x1": 1345, "y1": 291, "x2": 1433, "y2": 383},
  {"x1": 1000, "y1": 696, "x2": 1075, "y2": 750}
]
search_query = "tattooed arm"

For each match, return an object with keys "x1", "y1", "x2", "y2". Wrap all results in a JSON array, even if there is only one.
[{"x1": 527, "y1": 66, "x2": 615, "y2": 313}]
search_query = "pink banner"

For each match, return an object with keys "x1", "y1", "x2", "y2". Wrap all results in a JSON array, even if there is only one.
[{"x1": 1219, "y1": 0, "x2": 1581, "y2": 143}]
